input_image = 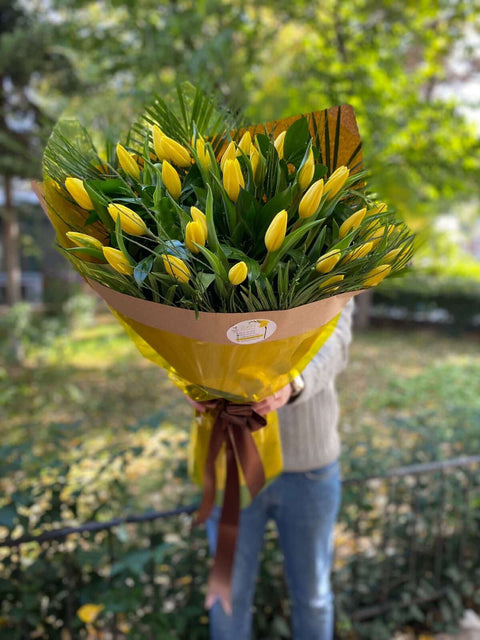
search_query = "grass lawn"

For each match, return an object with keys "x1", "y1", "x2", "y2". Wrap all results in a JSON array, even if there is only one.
[{"x1": 1, "y1": 311, "x2": 480, "y2": 525}]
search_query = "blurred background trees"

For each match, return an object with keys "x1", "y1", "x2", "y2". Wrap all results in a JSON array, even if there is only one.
[
  {"x1": 1, "y1": 3, "x2": 480, "y2": 636},
  {"x1": 1, "y1": 0, "x2": 479, "y2": 309}
]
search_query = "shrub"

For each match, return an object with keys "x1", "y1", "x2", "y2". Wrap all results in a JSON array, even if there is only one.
[{"x1": 373, "y1": 275, "x2": 480, "y2": 331}]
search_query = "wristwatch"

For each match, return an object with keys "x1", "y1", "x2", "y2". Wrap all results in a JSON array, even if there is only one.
[{"x1": 288, "y1": 374, "x2": 305, "y2": 404}]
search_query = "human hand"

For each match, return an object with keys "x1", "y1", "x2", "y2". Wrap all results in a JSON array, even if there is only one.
[
  {"x1": 252, "y1": 384, "x2": 292, "y2": 416},
  {"x1": 184, "y1": 396, "x2": 216, "y2": 413},
  {"x1": 185, "y1": 384, "x2": 292, "y2": 416}
]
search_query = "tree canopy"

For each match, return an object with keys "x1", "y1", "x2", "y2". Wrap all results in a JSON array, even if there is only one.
[{"x1": 6, "y1": 0, "x2": 480, "y2": 214}]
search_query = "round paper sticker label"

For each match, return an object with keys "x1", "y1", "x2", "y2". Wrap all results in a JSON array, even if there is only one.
[{"x1": 226, "y1": 319, "x2": 277, "y2": 344}]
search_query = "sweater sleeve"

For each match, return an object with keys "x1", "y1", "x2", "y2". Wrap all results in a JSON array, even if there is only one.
[{"x1": 288, "y1": 298, "x2": 355, "y2": 407}]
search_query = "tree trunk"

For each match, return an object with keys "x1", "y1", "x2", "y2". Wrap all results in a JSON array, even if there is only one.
[{"x1": 3, "y1": 174, "x2": 22, "y2": 305}]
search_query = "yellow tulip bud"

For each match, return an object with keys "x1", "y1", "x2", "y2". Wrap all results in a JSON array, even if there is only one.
[
  {"x1": 116, "y1": 144, "x2": 140, "y2": 180},
  {"x1": 250, "y1": 145, "x2": 259, "y2": 177},
  {"x1": 237, "y1": 131, "x2": 252, "y2": 156},
  {"x1": 345, "y1": 241, "x2": 374, "y2": 262},
  {"x1": 382, "y1": 247, "x2": 403, "y2": 264},
  {"x1": 228, "y1": 261, "x2": 248, "y2": 285},
  {"x1": 220, "y1": 141, "x2": 237, "y2": 172},
  {"x1": 365, "y1": 218, "x2": 379, "y2": 233},
  {"x1": 274, "y1": 130, "x2": 286, "y2": 159},
  {"x1": 298, "y1": 147, "x2": 314, "y2": 190},
  {"x1": 265, "y1": 209, "x2": 288, "y2": 253},
  {"x1": 162, "y1": 160, "x2": 182, "y2": 200},
  {"x1": 298, "y1": 179, "x2": 324, "y2": 218},
  {"x1": 339, "y1": 207, "x2": 367, "y2": 239},
  {"x1": 367, "y1": 202, "x2": 388, "y2": 217},
  {"x1": 152, "y1": 124, "x2": 164, "y2": 158},
  {"x1": 103, "y1": 247, "x2": 133, "y2": 275},
  {"x1": 363, "y1": 264, "x2": 391, "y2": 287},
  {"x1": 399, "y1": 242, "x2": 413, "y2": 261},
  {"x1": 66, "y1": 232, "x2": 104, "y2": 251},
  {"x1": 185, "y1": 220, "x2": 206, "y2": 253},
  {"x1": 190, "y1": 206, "x2": 208, "y2": 239},
  {"x1": 223, "y1": 159, "x2": 244, "y2": 202},
  {"x1": 324, "y1": 166, "x2": 350, "y2": 201},
  {"x1": 77, "y1": 604, "x2": 105, "y2": 624},
  {"x1": 65, "y1": 177, "x2": 94, "y2": 210},
  {"x1": 320, "y1": 274, "x2": 344, "y2": 291},
  {"x1": 367, "y1": 224, "x2": 395, "y2": 248},
  {"x1": 162, "y1": 254, "x2": 190, "y2": 283},
  {"x1": 152, "y1": 125, "x2": 190, "y2": 167},
  {"x1": 195, "y1": 138, "x2": 212, "y2": 170},
  {"x1": 316, "y1": 249, "x2": 341, "y2": 274},
  {"x1": 108, "y1": 203, "x2": 148, "y2": 236}
]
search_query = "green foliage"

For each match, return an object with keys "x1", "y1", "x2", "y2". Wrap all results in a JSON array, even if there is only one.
[
  {"x1": 0, "y1": 414, "x2": 478, "y2": 639},
  {"x1": 0, "y1": 3, "x2": 77, "y2": 178},
  {"x1": 1, "y1": 317, "x2": 480, "y2": 638},
  {"x1": 373, "y1": 274, "x2": 480, "y2": 331},
  {"x1": 0, "y1": 293, "x2": 97, "y2": 365}
]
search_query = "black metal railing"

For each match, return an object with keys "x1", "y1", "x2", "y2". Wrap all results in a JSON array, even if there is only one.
[{"x1": 1, "y1": 455, "x2": 479, "y2": 640}]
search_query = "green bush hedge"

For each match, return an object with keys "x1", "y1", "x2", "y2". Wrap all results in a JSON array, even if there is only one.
[{"x1": 372, "y1": 275, "x2": 480, "y2": 331}]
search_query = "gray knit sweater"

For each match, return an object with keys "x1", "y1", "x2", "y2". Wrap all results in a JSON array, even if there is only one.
[{"x1": 277, "y1": 299, "x2": 355, "y2": 472}]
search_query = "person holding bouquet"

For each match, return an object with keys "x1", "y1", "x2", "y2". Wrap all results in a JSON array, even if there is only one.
[
  {"x1": 200, "y1": 299, "x2": 354, "y2": 640},
  {"x1": 37, "y1": 86, "x2": 413, "y2": 640}
]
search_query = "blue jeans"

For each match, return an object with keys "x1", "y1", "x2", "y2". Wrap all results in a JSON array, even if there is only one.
[{"x1": 206, "y1": 459, "x2": 341, "y2": 640}]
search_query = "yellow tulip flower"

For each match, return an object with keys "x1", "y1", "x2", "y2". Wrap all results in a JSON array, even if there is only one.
[
  {"x1": 185, "y1": 220, "x2": 206, "y2": 253},
  {"x1": 66, "y1": 232, "x2": 104, "y2": 251},
  {"x1": 162, "y1": 160, "x2": 182, "y2": 200},
  {"x1": 382, "y1": 247, "x2": 403, "y2": 263},
  {"x1": 228, "y1": 261, "x2": 248, "y2": 285},
  {"x1": 220, "y1": 141, "x2": 237, "y2": 172},
  {"x1": 298, "y1": 148, "x2": 314, "y2": 190},
  {"x1": 152, "y1": 125, "x2": 190, "y2": 167},
  {"x1": 250, "y1": 145, "x2": 259, "y2": 178},
  {"x1": 223, "y1": 159, "x2": 244, "y2": 202},
  {"x1": 265, "y1": 209, "x2": 288, "y2": 253},
  {"x1": 65, "y1": 177, "x2": 94, "y2": 210},
  {"x1": 345, "y1": 241, "x2": 374, "y2": 262},
  {"x1": 298, "y1": 179, "x2": 324, "y2": 218},
  {"x1": 274, "y1": 130, "x2": 286, "y2": 159},
  {"x1": 363, "y1": 264, "x2": 392, "y2": 287},
  {"x1": 195, "y1": 138, "x2": 212, "y2": 170},
  {"x1": 162, "y1": 254, "x2": 190, "y2": 283},
  {"x1": 237, "y1": 131, "x2": 252, "y2": 155},
  {"x1": 367, "y1": 202, "x2": 388, "y2": 216},
  {"x1": 108, "y1": 203, "x2": 148, "y2": 236},
  {"x1": 339, "y1": 207, "x2": 367, "y2": 239},
  {"x1": 324, "y1": 166, "x2": 349, "y2": 201},
  {"x1": 103, "y1": 247, "x2": 133, "y2": 275},
  {"x1": 116, "y1": 144, "x2": 140, "y2": 180},
  {"x1": 190, "y1": 206, "x2": 208, "y2": 239},
  {"x1": 367, "y1": 224, "x2": 395, "y2": 248},
  {"x1": 320, "y1": 274, "x2": 344, "y2": 291},
  {"x1": 316, "y1": 249, "x2": 341, "y2": 274}
]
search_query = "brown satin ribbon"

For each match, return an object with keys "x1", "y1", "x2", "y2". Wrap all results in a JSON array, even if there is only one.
[{"x1": 195, "y1": 400, "x2": 268, "y2": 614}]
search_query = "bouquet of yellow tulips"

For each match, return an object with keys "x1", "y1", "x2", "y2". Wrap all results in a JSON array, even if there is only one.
[{"x1": 36, "y1": 86, "x2": 413, "y2": 611}]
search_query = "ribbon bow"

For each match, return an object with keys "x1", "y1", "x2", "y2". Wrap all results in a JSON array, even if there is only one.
[{"x1": 195, "y1": 400, "x2": 268, "y2": 613}]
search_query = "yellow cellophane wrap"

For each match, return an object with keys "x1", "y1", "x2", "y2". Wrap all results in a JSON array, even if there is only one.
[{"x1": 111, "y1": 308, "x2": 339, "y2": 505}]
